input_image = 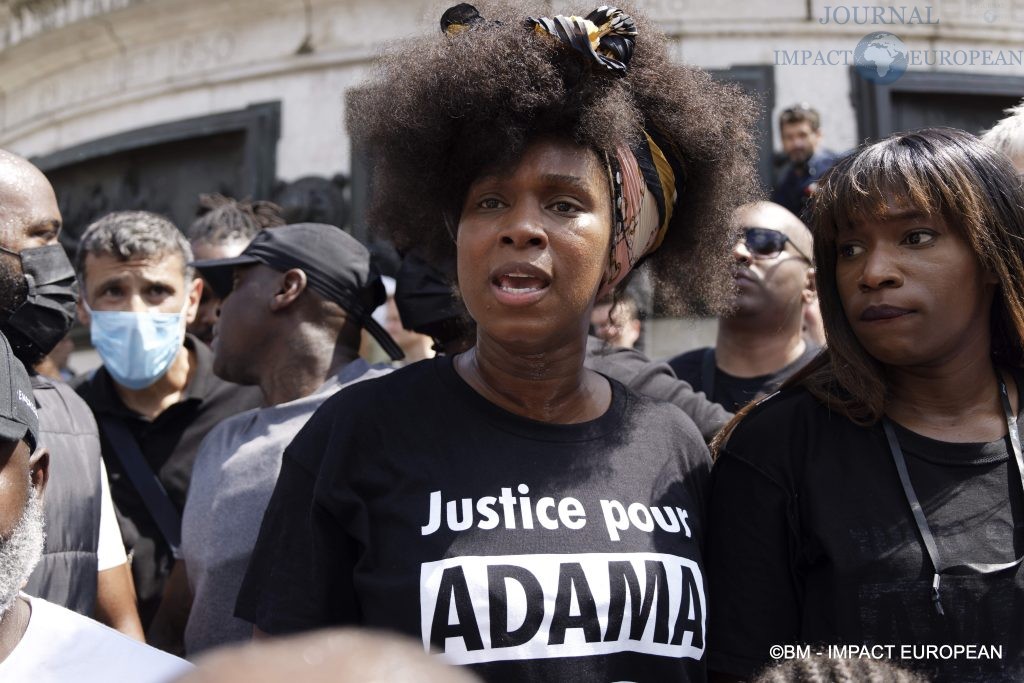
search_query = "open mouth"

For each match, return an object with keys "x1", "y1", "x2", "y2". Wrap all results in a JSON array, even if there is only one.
[
  {"x1": 489, "y1": 263, "x2": 552, "y2": 306},
  {"x1": 495, "y1": 273, "x2": 549, "y2": 293}
]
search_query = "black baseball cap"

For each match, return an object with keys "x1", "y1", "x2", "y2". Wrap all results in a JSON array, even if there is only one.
[
  {"x1": 190, "y1": 223, "x2": 405, "y2": 361},
  {"x1": 0, "y1": 331, "x2": 38, "y2": 451}
]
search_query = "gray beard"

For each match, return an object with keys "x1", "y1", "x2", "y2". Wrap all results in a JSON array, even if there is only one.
[{"x1": 0, "y1": 486, "x2": 45, "y2": 617}]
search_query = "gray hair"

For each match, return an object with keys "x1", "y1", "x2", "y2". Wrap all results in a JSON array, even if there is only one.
[
  {"x1": 981, "y1": 98, "x2": 1024, "y2": 161},
  {"x1": 75, "y1": 211, "x2": 194, "y2": 283}
]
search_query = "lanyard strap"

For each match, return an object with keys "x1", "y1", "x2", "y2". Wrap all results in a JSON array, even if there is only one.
[{"x1": 882, "y1": 375, "x2": 1024, "y2": 615}]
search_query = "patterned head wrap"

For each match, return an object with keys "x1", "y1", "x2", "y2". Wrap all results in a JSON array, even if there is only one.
[{"x1": 442, "y1": 5, "x2": 683, "y2": 297}]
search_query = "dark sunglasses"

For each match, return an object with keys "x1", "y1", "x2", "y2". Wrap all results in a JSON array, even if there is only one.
[{"x1": 742, "y1": 227, "x2": 812, "y2": 262}]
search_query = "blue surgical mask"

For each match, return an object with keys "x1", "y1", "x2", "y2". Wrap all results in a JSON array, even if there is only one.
[{"x1": 85, "y1": 300, "x2": 188, "y2": 390}]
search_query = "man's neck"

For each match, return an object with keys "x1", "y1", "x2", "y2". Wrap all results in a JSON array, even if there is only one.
[
  {"x1": 113, "y1": 345, "x2": 195, "y2": 420},
  {"x1": 260, "y1": 343, "x2": 359, "y2": 407},
  {"x1": 715, "y1": 314, "x2": 807, "y2": 378},
  {"x1": 0, "y1": 597, "x2": 30, "y2": 665}
]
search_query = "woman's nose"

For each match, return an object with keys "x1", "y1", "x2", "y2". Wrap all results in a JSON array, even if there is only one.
[
  {"x1": 858, "y1": 247, "x2": 903, "y2": 291},
  {"x1": 498, "y1": 203, "x2": 548, "y2": 249}
]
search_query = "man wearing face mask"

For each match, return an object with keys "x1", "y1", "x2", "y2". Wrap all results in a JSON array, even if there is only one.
[
  {"x1": 0, "y1": 149, "x2": 143, "y2": 637},
  {"x1": 74, "y1": 211, "x2": 261, "y2": 632}
]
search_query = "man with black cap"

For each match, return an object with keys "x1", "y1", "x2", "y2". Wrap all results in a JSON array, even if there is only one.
[
  {"x1": 0, "y1": 331, "x2": 190, "y2": 680},
  {"x1": 149, "y1": 223, "x2": 397, "y2": 655}
]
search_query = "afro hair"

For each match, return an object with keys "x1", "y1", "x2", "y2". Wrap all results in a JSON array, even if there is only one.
[{"x1": 349, "y1": 1, "x2": 760, "y2": 314}]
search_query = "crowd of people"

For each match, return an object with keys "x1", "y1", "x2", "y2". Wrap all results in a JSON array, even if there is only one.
[{"x1": 0, "y1": 2, "x2": 1022, "y2": 682}]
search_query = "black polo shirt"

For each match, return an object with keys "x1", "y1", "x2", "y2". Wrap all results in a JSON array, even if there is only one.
[{"x1": 76, "y1": 334, "x2": 262, "y2": 627}]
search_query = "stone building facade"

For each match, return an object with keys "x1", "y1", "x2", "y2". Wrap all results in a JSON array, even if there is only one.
[{"x1": 2, "y1": 0, "x2": 1022, "y2": 357}]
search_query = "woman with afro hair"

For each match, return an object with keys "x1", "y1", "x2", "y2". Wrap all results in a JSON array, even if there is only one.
[{"x1": 237, "y1": 3, "x2": 758, "y2": 681}]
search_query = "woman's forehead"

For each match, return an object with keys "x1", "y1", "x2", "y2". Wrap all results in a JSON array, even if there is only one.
[
  {"x1": 473, "y1": 139, "x2": 605, "y2": 184},
  {"x1": 836, "y1": 189, "x2": 938, "y2": 232}
]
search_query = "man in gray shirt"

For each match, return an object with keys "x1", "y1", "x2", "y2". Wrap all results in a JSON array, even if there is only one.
[{"x1": 148, "y1": 223, "x2": 400, "y2": 655}]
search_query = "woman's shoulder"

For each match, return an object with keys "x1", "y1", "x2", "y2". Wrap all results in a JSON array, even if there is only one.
[
  {"x1": 719, "y1": 385, "x2": 849, "y2": 465},
  {"x1": 619, "y1": 380, "x2": 705, "y2": 433},
  {"x1": 739, "y1": 384, "x2": 825, "y2": 424},
  {"x1": 616, "y1": 382, "x2": 711, "y2": 468},
  {"x1": 288, "y1": 359, "x2": 448, "y2": 455},
  {"x1": 314, "y1": 357, "x2": 446, "y2": 414},
  {"x1": 277, "y1": 359, "x2": 453, "y2": 483}
]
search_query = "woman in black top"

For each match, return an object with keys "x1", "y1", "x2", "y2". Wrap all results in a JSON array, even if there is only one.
[
  {"x1": 236, "y1": 4, "x2": 758, "y2": 682},
  {"x1": 706, "y1": 128, "x2": 1024, "y2": 683}
]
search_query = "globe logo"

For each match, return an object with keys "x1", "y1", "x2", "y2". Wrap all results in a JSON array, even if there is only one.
[{"x1": 854, "y1": 32, "x2": 909, "y2": 84}]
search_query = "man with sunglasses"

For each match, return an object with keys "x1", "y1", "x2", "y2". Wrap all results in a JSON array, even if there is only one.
[
  {"x1": 668, "y1": 201, "x2": 819, "y2": 412},
  {"x1": 771, "y1": 104, "x2": 839, "y2": 221}
]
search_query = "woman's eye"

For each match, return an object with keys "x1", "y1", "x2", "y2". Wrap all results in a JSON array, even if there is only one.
[
  {"x1": 904, "y1": 230, "x2": 936, "y2": 246},
  {"x1": 838, "y1": 243, "x2": 864, "y2": 258},
  {"x1": 478, "y1": 197, "x2": 504, "y2": 210},
  {"x1": 550, "y1": 201, "x2": 579, "y2": 213}
]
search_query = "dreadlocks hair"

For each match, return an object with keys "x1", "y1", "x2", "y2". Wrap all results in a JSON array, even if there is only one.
[
  {"x1": 188, "y1": 194, "x2": 285, "y2": 247},
  {"x1": 712, "y1": 127, "x2": 1024, "y2": 454},
  {"x1": 348, "y1": 1, "x2": 759, "y2": 314}
]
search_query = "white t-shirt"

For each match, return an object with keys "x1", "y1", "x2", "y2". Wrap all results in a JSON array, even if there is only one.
[
  {"x1": 0, "y1": 595, "x2": 192, "y2": 682},
  {"x1": 97, "y1": 459, "x2": 128, "y2": 571}
]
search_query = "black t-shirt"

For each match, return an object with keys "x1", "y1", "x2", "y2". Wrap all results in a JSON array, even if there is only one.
[
  {"x1": 668, "y1": 344, "x2": 818, "y2": 413},
  {"x1": 705, "y1": 380, "x2": 1024, "y2": 682},
  {"x1": 76, "y1": 334, "x2": 263, "y2": 626},
  {"x1": 236, "y1": 355, "x2": 712, "y2": 682}
]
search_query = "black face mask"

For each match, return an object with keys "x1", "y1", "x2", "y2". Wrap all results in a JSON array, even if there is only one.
[{"x1": 0, "y1": 244, "x2": 79, "y2": 366}]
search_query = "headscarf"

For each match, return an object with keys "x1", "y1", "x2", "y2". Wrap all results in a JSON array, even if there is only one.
[{"x1": 524, "y1": 6, "x2": 684, "y2": 296}]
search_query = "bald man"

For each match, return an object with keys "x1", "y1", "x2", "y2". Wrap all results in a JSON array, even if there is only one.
[
  {"x1": 668, "y1": 201, "x2": 819, "y2": 412},
  {"x1": 0, "y1": 149, "x2": 143, "y2": 638}
]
